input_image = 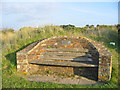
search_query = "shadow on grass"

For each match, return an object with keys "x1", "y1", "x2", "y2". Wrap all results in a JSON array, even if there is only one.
[{"x1": 5, "y1": 38, "x2": 46, "y2": 66}]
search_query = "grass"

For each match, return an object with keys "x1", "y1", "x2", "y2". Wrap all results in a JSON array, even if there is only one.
[{"x1": 1, "y1": 25, "x2": 119, "y2": 88}]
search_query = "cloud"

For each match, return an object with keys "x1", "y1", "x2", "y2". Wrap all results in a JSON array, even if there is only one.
[
  {"x1": 70, "y1": 8, "x2": 101, "y2": 16},
  {"x1": 70, "y1": 7, "x2": 117, "y2": 18},
  {"x1": 2, "y1": 2, "x2": 60, "y2": 23},
  {"x1": 2, "y1": 2, "x2": 58, "y2": 15},
  {"x1": 2, "y1": 3, "x2": 34, "y2": 15},
  {"x1": 2, "y1": 2, "x2": 117, "y2": 30}
]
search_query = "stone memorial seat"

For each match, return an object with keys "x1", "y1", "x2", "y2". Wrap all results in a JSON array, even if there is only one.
[{"x1": 17, "y1": 36, "x2": 112, "y2": 82}]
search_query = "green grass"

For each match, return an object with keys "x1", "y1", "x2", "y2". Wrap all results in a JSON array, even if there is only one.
[{"x1": 1, "y1": 25, "x2": 119, "y2": 88}]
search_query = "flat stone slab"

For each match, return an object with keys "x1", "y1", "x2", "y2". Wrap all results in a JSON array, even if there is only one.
[
  {"x1": 42, "y1": 48, "x2": 88, "y2": 52},
  {"x1": 26, "y1": 75, "x2": 102, "y2": 85},
  {"x1": 39, "y1": 56, "x2": 93, "y2": 62},
  {"x1": 29, "y1": 60, "x2": 97, "y2": 67},
  {"x1": 40, "y1": 52, "x2": 92, "y2": 57}
]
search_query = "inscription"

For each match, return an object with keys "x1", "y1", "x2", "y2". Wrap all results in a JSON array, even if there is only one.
[{"x1": 61, "y1": 40, "x2": 71, "y2": 45}]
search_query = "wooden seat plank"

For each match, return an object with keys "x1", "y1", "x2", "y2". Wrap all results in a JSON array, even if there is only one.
[
  {"x1": 40, "y1": 52, "x2": 92, "y2": 57},
  {"x1": 42, "y1": 48, "x2": 88, "y2": 52},
  {"x1": 39, "y1": 56, "x2": 92, "y2": 62},
  {"x1": 29, "y1": 60, "x2": 97, "y2": 67}
]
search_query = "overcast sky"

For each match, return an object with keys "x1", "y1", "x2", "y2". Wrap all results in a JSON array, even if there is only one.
[{"x1": 1, "y1": 0, "x2": 118, "y2": 30}]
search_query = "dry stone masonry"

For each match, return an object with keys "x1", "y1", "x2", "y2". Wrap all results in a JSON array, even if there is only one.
[{"x1": 17, "y1": 36, "x2": 112, "y2": 82}]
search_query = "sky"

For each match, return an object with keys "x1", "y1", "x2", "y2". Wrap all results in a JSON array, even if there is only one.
[{"x1": 1, "y1": 0, "x2": 118, "y2": 30}]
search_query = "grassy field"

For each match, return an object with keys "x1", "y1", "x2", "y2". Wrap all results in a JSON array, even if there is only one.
[{"x1": 1, "y1": 25, "x2": 119, "y2": 88}]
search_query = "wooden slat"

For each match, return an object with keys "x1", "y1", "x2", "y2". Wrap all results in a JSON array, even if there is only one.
[
  {"x1": 29, "y1": 60, "x2": 97, "y2": 67},
  {"x1": 42, "y1": 48, "x2": 88, "y2": 52},
  {"x1": 39, "y1": 56, "x2": 92, "y2": 62},
  {"x1": 40, "y1": 52, "x2": 92, "y2": 57}
]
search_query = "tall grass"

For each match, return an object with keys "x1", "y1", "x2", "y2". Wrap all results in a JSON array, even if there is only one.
[{"x1": 1, "y1": 25, "x2": 118, "y2": 88}]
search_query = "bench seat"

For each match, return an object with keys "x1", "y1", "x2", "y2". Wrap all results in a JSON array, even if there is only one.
[
  {"x1": 39, "y1": 56, "x2": 93, "y2": 62},
  {"x1": 42, "y1": 48, "x2": 88, "y2": 52},
  {"x1": 29, "y1": 60, "x2": 98, "y2": 67},
  {"x1": 40, "y1": 52, "x2": 92, "y2": 57}
]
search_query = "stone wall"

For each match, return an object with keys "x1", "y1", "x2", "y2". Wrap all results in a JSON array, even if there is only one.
[
  {"x1": 83, "y1": 37, "x2": 112, "y2": 82},
  {"x1": 16, "y1": 36, "x2": 112, "y2": 82}
]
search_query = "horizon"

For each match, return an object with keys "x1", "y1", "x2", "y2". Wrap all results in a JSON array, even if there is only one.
[{"x1": 1, "y1": 1, "x2": 118, "y2": 30}]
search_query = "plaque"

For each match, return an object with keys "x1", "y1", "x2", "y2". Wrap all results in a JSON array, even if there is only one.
[{"x1": 61, "y1": 40, "x2": 71, "y2": 45}]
